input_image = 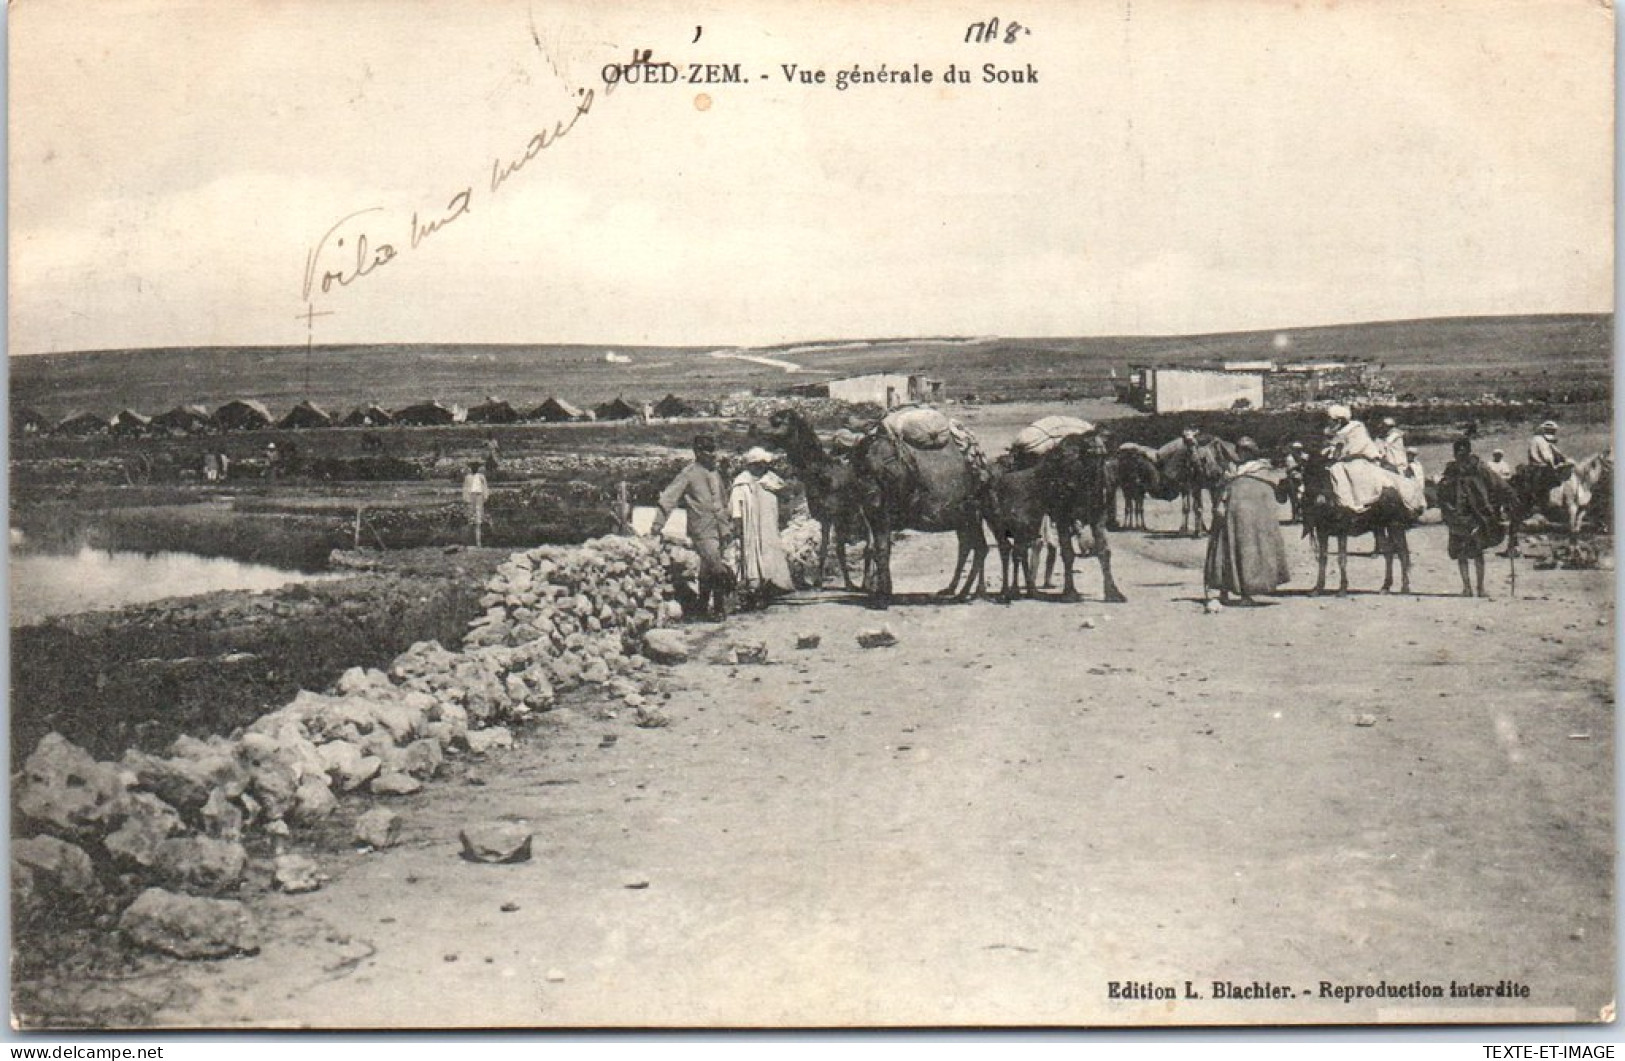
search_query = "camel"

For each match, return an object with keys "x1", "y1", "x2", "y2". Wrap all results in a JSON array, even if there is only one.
[
  {"x1": 1155, "y1": 436, "x2": 1238, "y2": 537},
  {"x1": 850, "y1": 419, "x2": 991, "y2": 607},
  {"x1": 761, "y1": 408, "x2": 871, "y2": 590},
  {"x1": 1108, "y1": 443, "x2": 1165, "y2": 530},
  {"x1": 987, "y1": 456, "x2": 1045, "y2": 600},
  {"x1": 1506, "y1": 450, "x2": 1612, "y2": 547},
  {"x1": 987, "y1": 433, "x2": 1126, "y2": 603},
  {"x1": 1299, "y1": 453, "x2": 1416, "y2": 595}
]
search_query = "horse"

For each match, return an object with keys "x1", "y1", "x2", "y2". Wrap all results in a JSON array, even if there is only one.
[
  {"x1": 1507, "y1": 450, "x2": 1612, "y2": 547},
  {"x1": 1299, "y1": 453, "x2": 1417, "y2": 595}
]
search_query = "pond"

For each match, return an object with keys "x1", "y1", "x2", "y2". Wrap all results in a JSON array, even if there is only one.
[{"x1": 9, "y1": 544, "x2": 336, "y2": 625}]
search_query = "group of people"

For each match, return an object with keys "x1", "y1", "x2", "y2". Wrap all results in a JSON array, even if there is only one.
[
  {"x1": 1202, "y1": 413, "x2": 1574, "y2": 603},
  {"x1": 646, "y1": 415, "x2": 1578, "y2": 619},
  {"x1": 651, "y1": 435, "x2": 795, "y2": 621}
]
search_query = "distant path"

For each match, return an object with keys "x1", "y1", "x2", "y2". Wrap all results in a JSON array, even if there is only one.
[{"x1": 708, "y1": 350, "x2": 808, "y2": 373}]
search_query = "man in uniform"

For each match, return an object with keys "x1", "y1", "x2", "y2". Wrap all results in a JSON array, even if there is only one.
[{"x1": 653, "y1": 434, "x2": 734, "y2": 620}]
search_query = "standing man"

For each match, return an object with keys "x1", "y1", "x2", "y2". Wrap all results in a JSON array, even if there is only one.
[
  {"x1": 653, "y1": 434, "x2": 734, "y2": 620},
  {"x1": 461, "y1": 461, "x2": 489, "y2": 546},
  {"x1": 1283, "y1": 441, "x2": 1308, "y2": 523},
  {"x1": 1486, "y1": 448, "x2": 1514, "y2": 481},
  {"x1": 729, "y1": 447, "x2": 795, "y2": 609},
  {"x1": 1203, "y1": 438, "x2": 1292, "y2": 606},
  {"x1": 1437, "y1": 438, "x2": 1509, "y2": 598}
]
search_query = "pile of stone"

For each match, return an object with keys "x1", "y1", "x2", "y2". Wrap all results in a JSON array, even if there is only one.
[{"x1": 13, "y1": 532, "x2": 700, "y2": 961}]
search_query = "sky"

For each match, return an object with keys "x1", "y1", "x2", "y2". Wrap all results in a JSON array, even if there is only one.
[{"x1": 7, "y1": 0, "x2": 1615, "y2": 356}]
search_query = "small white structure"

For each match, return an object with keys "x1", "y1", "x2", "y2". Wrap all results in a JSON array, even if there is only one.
[
  {"x1": 1142, "y1": 367, "x2": 1264, "y2": 414},
  {"x1": 823, "y1": 373, "x2": 944, "y2": 408}
]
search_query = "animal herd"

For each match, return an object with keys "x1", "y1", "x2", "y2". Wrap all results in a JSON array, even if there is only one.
[{"x1": 760, "y1": 409, "x2": 1611, "y2": 607}]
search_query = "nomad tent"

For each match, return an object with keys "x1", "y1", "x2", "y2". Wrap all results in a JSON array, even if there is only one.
[
  {"x1": 593, "y1": 397, "x2": 640, "y2": 421},
  {"x1": 342, "y1": 404, "x2": 394, "y2": 428},
  {"x1": 465, "y1": 398, "x2": 522, "y2": 425},
  {"x1": 392, "y1": 401, "x2": 457, "y2": 426},
  {"x1": 652, "y1": 393, "x2": 698, "y2": 418},
  {"x1": 11, "y1": 407, "x2": 51, "y2": 438},
  {"x1": 527, "y1": 397, "x2": 584, "y2": 423},
  {"x1": 215, "y1": 399, "x2": 275, "y2": 432},
  {"x1": 109, "y1": 409, "x2": 153, "y2": 437},
  {"x1": 150, "y1": 404, "x2": 217, "y2": 435},
  {"x1": 278, "y1": 401, "x2": 334, "y2": 430},
  {"x1": 55, "y1": 411, "x2": 112, "y2": 437}
]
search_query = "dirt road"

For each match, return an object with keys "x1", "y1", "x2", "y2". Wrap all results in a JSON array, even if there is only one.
[{"x1": 101, "y1": 501, "x2": 1612, "y2": 1029}]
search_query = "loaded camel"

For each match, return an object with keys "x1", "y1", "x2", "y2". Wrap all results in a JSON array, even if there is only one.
[
  {"x1": 761, "y1": 408, "x2": 871, "y2": 589},
  {"x1": 1299, "y1": 451, "x2": 1416, "y2": 595},
  {"x1": 849, "y1": 415, "x2": 992, "y2": 607},
  {"x1": 986, "y1": 432, "x2": 1126, "y2": 603}
]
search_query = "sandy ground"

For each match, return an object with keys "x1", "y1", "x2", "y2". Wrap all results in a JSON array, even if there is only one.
[{"x1": 53, "y1": 489, "x2": 1609, "y2": 1031}]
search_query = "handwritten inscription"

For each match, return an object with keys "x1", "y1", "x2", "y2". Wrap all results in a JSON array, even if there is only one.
[
  {"x1": 302, "y1": 36, "x2": 622, "y2": 304},
  {"x1": 964, "y1": 17, "x2": 1032, "y2": 44}
]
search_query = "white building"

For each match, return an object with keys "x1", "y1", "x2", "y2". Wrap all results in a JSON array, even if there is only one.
[{"x1": 823, "y1": 373, "x2": 943, "y2": 408}]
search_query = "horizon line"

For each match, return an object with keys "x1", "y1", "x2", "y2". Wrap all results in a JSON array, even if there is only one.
[{"x1": 8, "y1": 310, "x2": 1614, "y2": 360}]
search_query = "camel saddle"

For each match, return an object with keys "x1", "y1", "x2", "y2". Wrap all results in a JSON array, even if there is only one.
[
  {"x1": 1011, "y1": 416, "x2": 1094, "y2": 459},
  {"x1": 875, "y1": 405, "x2": 991, "y2": 484},
  {"x1": 882, "y1": 406, "x2": 954, "y2": 450}
]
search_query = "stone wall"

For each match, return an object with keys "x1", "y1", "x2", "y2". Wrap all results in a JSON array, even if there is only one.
[{"x1": 12, "y1": 534, "x2": 696, "y2": 957}]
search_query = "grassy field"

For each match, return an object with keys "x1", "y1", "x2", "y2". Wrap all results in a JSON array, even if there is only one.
[{"x1": 10, "y1": 313, "x2": 1611, "y2": 421}]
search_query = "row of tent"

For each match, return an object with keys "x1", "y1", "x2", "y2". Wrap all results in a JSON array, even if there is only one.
[{"x1": 13, "y1": 394, "x2": 706, "y2": 439}]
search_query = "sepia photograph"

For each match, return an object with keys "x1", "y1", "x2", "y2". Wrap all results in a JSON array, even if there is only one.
[{"x1": 7, "y1": 0, "x2": 1615, "y2": 1030}]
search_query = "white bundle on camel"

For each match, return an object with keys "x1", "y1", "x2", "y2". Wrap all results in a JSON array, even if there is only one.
[
  {"x1": 1012, "y1": 416, "x2": 1094, "y2": 459},
  {"x1": 1329, "y1": 459, "x2": 1427, "y2": 518},
  {"x1": 882, "y1": 406, "x2": 955, "y2": 449},
  {"x1": 879, "y1": 405, "x2": 990, "y2": 480}
]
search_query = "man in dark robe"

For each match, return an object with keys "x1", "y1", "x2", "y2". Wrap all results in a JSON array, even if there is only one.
[
  {"x1": 1203, "y1": 437, "x2": 1291, "y2": 605},
  {"x1": 1437, "y1": 437, "x2": 1510, "y2": 597}
]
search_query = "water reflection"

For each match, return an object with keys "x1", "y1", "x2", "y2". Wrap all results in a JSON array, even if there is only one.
[{"x1": 9, "y1": 546, "x2": 333, "y2": 625}]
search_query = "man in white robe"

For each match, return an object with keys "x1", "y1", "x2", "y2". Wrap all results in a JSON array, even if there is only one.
[{"x1": 730, "y1": 447, "x2": 794, "y2": 607}]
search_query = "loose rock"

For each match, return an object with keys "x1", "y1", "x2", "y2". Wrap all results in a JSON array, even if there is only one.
[
  {"x1": 459, "y1": 822, "x2": 534, "y2": 864},
  {"x1": 856, "y1": 627, "x2": 898, "y2": 649},
  {"x1": 642, "y1": 629, "x2": 691, "y2": 665},
  {"x1": 465, "y1": 727, "x2": 515, "y2": 755},
  {"x1": 14, "y1": 835, "x2": 101, "y2": 901},
  {"x1": 18, "y1": 734, "x2": 129, "y2": 837},
  {"x1": 119, "y1": 888, "x2": 260, "y2": 959},
  {"x1": 272, "y1": 854, "x2": 324, "y2": 894},
  {"x1": 731, "y1": 640, "x2": 770, "y2": 665},
  {"x1": 355, "y1": 808, "x2": 404, "y2": 849},
  {"x1": 370, "y1": 772, "x2": 423, "y2": 797},
  {"x1": 152, "y1": 836, "x2": 249, "y2": 895}
]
